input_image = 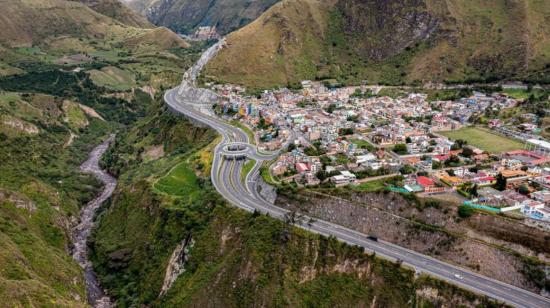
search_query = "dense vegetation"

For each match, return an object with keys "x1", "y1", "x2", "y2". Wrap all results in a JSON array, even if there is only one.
[{"x1": 0, "y1": 91, "x2": 109, "y2": 305}]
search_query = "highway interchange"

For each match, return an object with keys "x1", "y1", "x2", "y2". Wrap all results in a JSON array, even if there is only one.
[
  {"x1": 163, "y1": 40, "x2": 550, "y2": 307},
  {"x1": 164, "y1": 86, "x2": 550, "y2": 308}
]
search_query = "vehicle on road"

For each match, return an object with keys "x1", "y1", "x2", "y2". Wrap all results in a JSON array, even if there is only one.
[{"x1": 367, "y1": 235, "x2": 378, "y2": 241}]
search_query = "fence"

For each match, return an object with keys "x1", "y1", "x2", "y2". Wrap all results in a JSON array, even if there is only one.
[{"x1": 463, "y1": 201, "x2": 501, "y2": 213}]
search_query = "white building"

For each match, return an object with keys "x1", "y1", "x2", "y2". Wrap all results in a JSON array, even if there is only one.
[
  {"x1": 331, "y1": 170, "x2": 357, "y2": 186},
  {"x1": 526, "y1": 139, "x2": 550, "y2": 157},
  {"x1": 521, "y1": 200, "x2": 550, "y2": 221}
]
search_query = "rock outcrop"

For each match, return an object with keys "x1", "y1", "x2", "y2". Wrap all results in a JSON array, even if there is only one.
[{"x1": 159, "y1": 235, "x2": 194, "y2": 297}]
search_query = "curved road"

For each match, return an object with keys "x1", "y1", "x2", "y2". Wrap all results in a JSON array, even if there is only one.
[
  {"x1": 163, "y1": 39, "x2": 550, "y2": 307},
  {"x1": 165, "y1": 86, "x2": 550, "y2": 308}
]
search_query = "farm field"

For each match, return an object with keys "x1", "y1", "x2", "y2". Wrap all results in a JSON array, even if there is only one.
[
  {"x1": 89, "y1": 66, "x2": 136, "y2": 91},
  {"x1": 440, "y1": 127, "x2": 524, "y2": 153}
]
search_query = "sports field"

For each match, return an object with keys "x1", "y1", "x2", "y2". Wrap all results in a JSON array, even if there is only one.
[{"x1": 440, "y1": 127, "x2": 524, "y2": 153}]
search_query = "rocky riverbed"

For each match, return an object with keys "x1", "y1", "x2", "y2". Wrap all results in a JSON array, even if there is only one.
[{"x1": 72, "y1": 135, "x2": 116, "y2": 307}]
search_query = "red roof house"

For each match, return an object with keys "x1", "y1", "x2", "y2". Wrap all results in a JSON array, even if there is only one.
[
  {"x1": 417, "y1": 176, "x2": 435, "y2": 188},
  {"x1": 295, "y1": 162, "x2": 309, "y2": 173}
]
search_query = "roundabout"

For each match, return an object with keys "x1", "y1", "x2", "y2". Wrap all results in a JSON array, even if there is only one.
[{"x1": 219, "y1": 142, "x2": 253, "y2": 160}]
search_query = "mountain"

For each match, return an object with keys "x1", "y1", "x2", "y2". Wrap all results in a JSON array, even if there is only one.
[
  {"x1": 78, "y1": 0, "x2": 153, "y2": 28},
  {"x1": 204, "y1": 0, "x2": 550, "y2": 88},
  {"x1": 0, "y1": 0, "x2": 187, "y2": 50},
  {"x1": 125, "y1": 0, "x2": 280, "y2": 35}
]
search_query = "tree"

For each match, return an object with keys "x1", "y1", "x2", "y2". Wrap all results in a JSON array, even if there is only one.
[
  {"x1": 451, "y1": 139, "x2": 468, "y2": 150},
  {"x1": 393, "y1": 143, "x2": 408, "y2": 155},
  {"x1": 445, "y1": 155, "x2": 460, "y2": 166},
  {"x1": 258, "y1": 116, "x2": 267, "y2": 129},
  {"x1": 320, "y1": 155, "x2": 332, "y2": 167},
  {"x1": 495, "y1": 173, "x2": 507, "y2": 191},
  {"x1": 458, "y1": 205, "x2": 474, "y2": 218},
  {"x1": 405, "y1": 136, "x2": 412, "y2": 144},
  {"x1": 316, "y1": 170, "x2": 328, "y2": 181},
  {"x1": 518, "y1": 184, "x2": 529, "y2": 195},
  {"x1": 304, "y1": 147, "x2": 319, "y2": 156},
  {"x1": 470, "y1": 184, "x2": 479, "y2": 197},
  {"x1": 325, "y1": 104, "x2": 336, "y2": 114},
  {"x1": 287, "y1": 143, "x2": 296, "y2": 152},
  {"x1": 400, "y1": 165, "x2": 415, "y2": 175},
  {"x1": 462, "y1": 147, "x2": 474, "y2": 158},
  {"x1": 339, "y1": 128, "x2": 354, "y2": 136}
]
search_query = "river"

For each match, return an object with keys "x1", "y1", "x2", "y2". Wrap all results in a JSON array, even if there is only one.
[
  {"x1": 72, "y1": 135, "x2": 116, "y2": 308},
  {"x1": 69, "y1": 39, "x2": 225, "y2": 307}
]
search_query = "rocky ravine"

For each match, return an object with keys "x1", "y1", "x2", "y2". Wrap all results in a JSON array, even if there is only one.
[{"x1": 72, "y1": 135, "x2": 117, "y2": 308}]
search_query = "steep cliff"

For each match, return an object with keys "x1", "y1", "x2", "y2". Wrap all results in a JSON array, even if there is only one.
[{"x1": 126, "y1": 0, "x2": 279, "y2": 34}]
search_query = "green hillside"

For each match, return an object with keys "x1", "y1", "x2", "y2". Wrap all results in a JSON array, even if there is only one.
[
  {"x1": 205, "y1": 0, "x2": 550, "y2": 89},
  {"x1": 0, "y1": 0, "x2": 196, "y2": 305}
]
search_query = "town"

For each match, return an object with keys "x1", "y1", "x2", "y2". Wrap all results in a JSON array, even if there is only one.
[{"x1": 209, "y1": 80, "x2": 550, "y2": 224}]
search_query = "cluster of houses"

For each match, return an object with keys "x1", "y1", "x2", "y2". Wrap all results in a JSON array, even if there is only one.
[
  {"x1": 400, "y1": 143, "x2": 550, "y2": 222},
  {"x1": 209, "y1": 81, "x2": 550, "y2": 222}
]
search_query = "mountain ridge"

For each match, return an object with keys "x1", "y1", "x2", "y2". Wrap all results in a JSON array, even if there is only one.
[
  {"x1": 0, "y1": 0, "x2": 187, "y2": 50},
  {"x1": 77, "y1": 0, "x2": 154, "y2": 28},
  {"x1": 204, "y1": 0, "x2": 550, "y2": 88}
]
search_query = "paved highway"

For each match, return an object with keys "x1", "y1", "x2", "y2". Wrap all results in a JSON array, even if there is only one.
[{"x1": 164, "y1": 87, "x2": 550, "y2": 308}]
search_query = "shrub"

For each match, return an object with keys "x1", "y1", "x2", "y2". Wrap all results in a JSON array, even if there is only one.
[
  {"x1": 393, "y1": 143, "x2": 408, "y2": 155},
  {"x1": 458, "y1": 205, "x2": 474, "y2": 218}
]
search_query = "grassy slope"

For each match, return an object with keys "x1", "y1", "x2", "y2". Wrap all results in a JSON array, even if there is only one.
[
  {"x1": 205, "y1": 0, "x2": 334, "y2": 89},
  {"x1": 0, "y1": 92, "x2": 111, "y2": 306},
  {"x1": 79, "y1": 0, "x2": 153, "y2": 28},
  {"x1": 205, "y1": 0, "x2": 550, "y2": 89},
  {"x1": 89, "y1": 66, "x2": 136, "y2": 91},
  {"x1": 0, "y1": 0, "x2": 188, "y2": 51}
]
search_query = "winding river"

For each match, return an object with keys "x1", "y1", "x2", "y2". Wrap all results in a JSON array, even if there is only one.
[
  {"x1": 72, "y1": 135, "x2": 116, "y2": 308},
  {"x1": 68, "y1": 40, "x2": 225, "y2": 307}
]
